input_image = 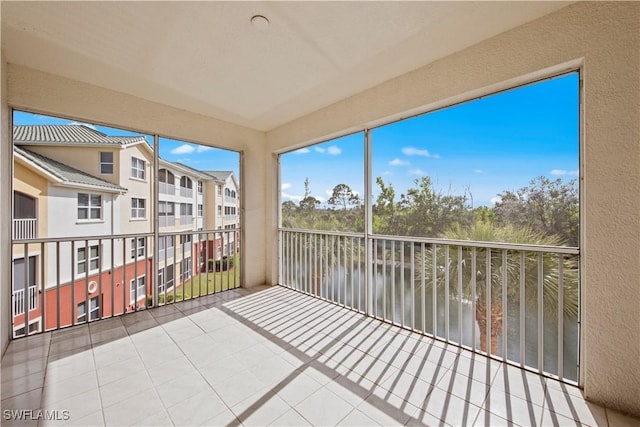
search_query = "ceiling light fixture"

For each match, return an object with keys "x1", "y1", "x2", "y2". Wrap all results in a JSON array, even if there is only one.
[{"x1": 250, "y1": 15, "x2": 270, "y2": 31}]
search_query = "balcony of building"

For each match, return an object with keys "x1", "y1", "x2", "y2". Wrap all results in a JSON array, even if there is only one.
[
  {"x1": 1, "y1": 1, "x2": 639, "y2": 425},
  {"x1": 2, "y1": 286, "x2": 637, "y2": 426}
]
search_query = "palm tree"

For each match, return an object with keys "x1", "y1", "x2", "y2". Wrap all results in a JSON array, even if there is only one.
[{"x1": 415, "y1": 220, "x2": 579, "y2": 355}]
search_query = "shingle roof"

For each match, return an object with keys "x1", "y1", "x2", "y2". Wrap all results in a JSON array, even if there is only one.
[
  {"x1": 14, "y1": 146, "x2": 127, "y2": 192},
  {"x1": 13, "y1": 125, "x2": 147, "y2": 146},
  {"x1": 203, "y1": 171, "x2": 233, "y2": 181}
]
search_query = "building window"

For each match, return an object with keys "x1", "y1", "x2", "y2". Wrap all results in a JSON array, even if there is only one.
[
  {"x1": 159, "y1": 235, "x2": 175, "y2": 252},
  {"x1": 197, "y1": 204, "x2": 203, "y2": 216},
  {"x1": 180, "y1": 257, "x2": 192, "y2": 283},
  {"x1": 158, "y1": 265, "x2": 174, "y2": 294},
  {"x1": 100, "y1": 152, "x2": 113, "y2": 174},
  {"x1": 131, "y1": 157, "x2": 146, "y2": 180},
  {"x1": 180, "y1": 234, "x2": 192, "y2": 245},
  {"x1": 159, "y1": 201, "x2": 175, "y2": 227},
  {"x1": 131, "y1": 198, "x2": 146, "y2": 219},
  {"x1": 217, "y1": 205, "x2": 222, "y2": 215},
  {"x1": 217, "y1": 185, "x2": 222, "y2": 196},
  {"x1": 130, "y1": 237, "x2": 145, "y2": 259},
  {"x1": 78, "y1": 297, "x2": 100, "y2": 323},
  {"x1": 197, "y1": 181, "x2": 203, "y2": 194},
  {"x1": 77, "y1": 193, "x2": 102, "y2": 221},
  {"x1": 130, "y1": 276, "x2": 146, "y2": 305},
  {"x1": 77, "y1": 244, "x2": 100, "y2": 275},
  {"x1": 180, "y1": 203, "x2": 193, "y2": 216}
]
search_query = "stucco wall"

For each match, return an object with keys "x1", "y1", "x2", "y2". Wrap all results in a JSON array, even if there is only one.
[
  {"x1": 1, "y1": 53, "x2": 10, "y2": 355},
  {"x1": 3, "y1": 1, "x2": 639, "y2": 416},
  {"x1": 7, "y1": 66, "x2": 267, "y2": 288},
  {"x1": 266, "y1": 2, "x2": 640, "y2": 416}
]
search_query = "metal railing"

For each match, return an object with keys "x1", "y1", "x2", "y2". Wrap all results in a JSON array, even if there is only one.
[
  {"x1": 180, "y1": 187, "x2": 193, "y2": 198},
  {"x1": 11, "y1": 228, "x2": 241, "y2": 337},
  {"x1": 13, "y1": 218, "x2": 37, "y2": 240},
  {"x1": 12, "y1": 285, "x2": 38, "y2": 315},
  {"x1": 279, "y1": 228, "x2": 580, "y2": 383}
]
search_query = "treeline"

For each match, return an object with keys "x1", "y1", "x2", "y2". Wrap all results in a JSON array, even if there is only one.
[{"x1": 282, "y1": 175, "x2": 579, "y2": 247}]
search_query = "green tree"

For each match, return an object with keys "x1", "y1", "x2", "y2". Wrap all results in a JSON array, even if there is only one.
[
  {"x1": 416, "y1": 220, "x2": 578, "y2": 355},
  {"x1": 299, "y1": 177, "x2": 320, "y2": 211},
  {"x1": 399, "y1": 176, "x2": 472, "y2": 237},
  {"x1": 494, "y1": 176, "x2": 578, "y2": 246},
  {"x1": 328, "y1": 183, "x2": 361, "y2": 210}
]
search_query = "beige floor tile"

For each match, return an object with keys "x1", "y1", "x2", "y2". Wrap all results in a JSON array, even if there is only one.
[
  {"x1": 155, "y1": 370, "x2": 212, "y2": 408},
  {"x1": 167, "y1": 389, "x2": 228, "y2": 426},
  {"x1": 294, "y1": 387, "x2": 354, "y2": 426},
  {"x1": 231, "y1": 391, "x2": 291, "y2": 426}
]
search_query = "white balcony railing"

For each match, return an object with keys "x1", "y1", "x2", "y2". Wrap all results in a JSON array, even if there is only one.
[
  {"x1": 180, "y1": 215, "x2": 193, "y2": 226},
  {"x1": 279, "y1": 229, "x2": 580, "y2": 384},
  {"x1": 13, "y1": 218, "x2": 37, "y2": 240},
  {"x1": 180, "y1": 187, "x2": 193, "y2": 198},
  {"x1": 13, "y1": 285, "x2": 38, "y2": 315},
  {"x1": 10, "y1": 229, "x2": 241, "y2": 337},
  {"x1": 159, "y1": 216, "x2": 174, "y2": 228},
  {"x1": 159, "y1": 182, "x2": 175, "y2": 195}
]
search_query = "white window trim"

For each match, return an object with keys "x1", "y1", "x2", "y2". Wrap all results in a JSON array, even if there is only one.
[
  {"x1": 77, "y1": 244, "x2": 100, "y2": 276},
  {"x1": 78, "y1": 297, "x2": 100, "y2": 323},
  {"x1": 130, "y1": 157, "x2": 146, "y2": 181},
  {"x1": 130, "y1": 275, "x2": 146, "y2": 305},
  {"x1": 77, "y1": 193, "x2": 103, "y2": 222},
  {"x1": 131, "y1": 197, "x2": 146, "y2": 220},
  {"x1": 99, "y1": 152, "x2": 114, "y2": 175},
  {"x1": 130, "y1": 237, "x2": 146, "y2": 259}
]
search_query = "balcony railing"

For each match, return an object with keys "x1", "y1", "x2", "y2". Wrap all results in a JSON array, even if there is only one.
[
  {"x1": 279, "y1": 229, "x2": 580, "y2": 384},
  {"x1": 180, "y1": 215, "x2": 193, "y2": 226},
  {"x1": 12, "y1": 285, "x2": 38, "y2": 315},
  {"x1": 159, "y1": 216, "x2": 174, "y2": 228},
  {"x1": 11, "y1": 228, "x2": 241, "y2": 337},
  {"x1": 159, "y1": 182, "x2": 175, "y2": 195},
  {"x1": 180, "y1": 187, "x2": 193, "y2": 198},
  {"x1": 13, "y1": 218, "x2": 37, "y2": 240}
]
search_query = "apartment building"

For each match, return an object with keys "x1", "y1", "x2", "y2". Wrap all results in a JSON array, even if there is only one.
[{"x1": 11, "y1": 124, "x2": 239, "y2": 337}]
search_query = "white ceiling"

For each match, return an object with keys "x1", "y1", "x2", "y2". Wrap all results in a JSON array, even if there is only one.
[{"x1": 2, "y1": 1, "x2": 569, "y2": 132}]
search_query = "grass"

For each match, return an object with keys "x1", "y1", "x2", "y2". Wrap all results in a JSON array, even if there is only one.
[{"x1": 155, "y1": 254, "x2": 240, "y2": 304}]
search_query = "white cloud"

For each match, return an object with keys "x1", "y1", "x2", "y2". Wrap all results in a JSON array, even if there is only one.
[
  {"x1": 389, "y1": 158, "x2": 409, "y2": 166},
  {"x1": 68, "y1": 121, "x2": 96, "y2": 130},
  {"x1": 402, "y1": 146, "x2": 440, "y2": 159},
  {"x1": 382, "y1": 171, "x2": 393, "y2": 176},
  {"x1": 314, "y1": 147, "x2": 325, "y2": 153},
  {"x1": 282, "y1": 192, "x2": 302, "y2": 202},
  {"x1": 293, "y1": 148, "x2": 310, "y2": 154},
  {"x1": 474, "y1": 169, "x2": 484, "y2": 174},
  {"x1": 171, "y1": 144, "x2": 195, "y2": 155},
  {"x1": 314, "y1": 195, "x2": 325, "y2": 203},
  {"x1": 327, "y1": 146, "x2": 342, "y2": 155},
  {"x1": 408, "y1": 168, "x2": 425, "y2": 176},
  {"x1": 197, "y1": 145, "x2": 213, "y2": 152},
  {"x1": 550, "y1": 169, "x2": 579, "y2": 176},
  {"x1": 491, "y1": 196, "x2": 501, "y2": 205},
  {"x1": 281, "y1": 183, "x2": 292, "y2": 190}
]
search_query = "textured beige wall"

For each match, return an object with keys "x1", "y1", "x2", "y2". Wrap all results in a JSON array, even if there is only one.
[
  {"x1": 7, "y1": 66, "x2": 267, "y2": 288},
  {"x1": 1, "y1": 53, "x2": 10, "y2": 355},
  {"x1": 266, "y1": 2, "x2": 640, "y2": 415}
]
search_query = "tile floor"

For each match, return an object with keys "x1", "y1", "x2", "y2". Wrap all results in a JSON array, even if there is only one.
[{"x1": 1, "y1": 286, "x2": 639, "y2": 427}]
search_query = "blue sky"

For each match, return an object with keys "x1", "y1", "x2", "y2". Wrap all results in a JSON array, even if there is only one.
[
  {"x1": 13, "y1": 111, "x2": 240, "y2": 178},
  {"x1": 281, "y1": 72, "x2": 579, "y2": 207}
]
